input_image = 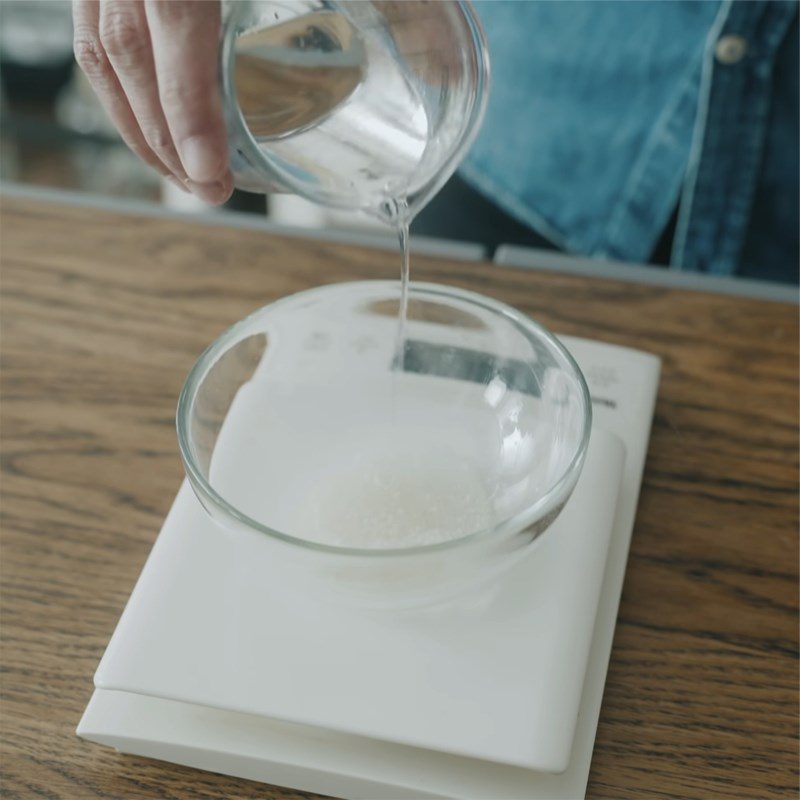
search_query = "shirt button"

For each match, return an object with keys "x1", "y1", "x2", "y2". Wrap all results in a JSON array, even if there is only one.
[{"x1": 715, "y1": 35, "x2": 748, "y2": 65}]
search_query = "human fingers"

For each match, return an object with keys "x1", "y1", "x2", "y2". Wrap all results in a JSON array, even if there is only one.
[
  {"x1": 98, "y1": 0, "x2": 188, "y2": 180},
  {"x1": 72, "y1": 0, "x2": 181, "y2": 184},
  {"x1": 145, "y1": 0, "x2": 232, "y2": 203}
]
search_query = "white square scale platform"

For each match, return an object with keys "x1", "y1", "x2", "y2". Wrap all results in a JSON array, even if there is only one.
[{"x1": 78, "y1": 336, "x2": 660, "y2": 800}]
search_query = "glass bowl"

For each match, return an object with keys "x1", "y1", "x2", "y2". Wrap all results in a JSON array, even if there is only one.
[{"x1": 177, "y1": 281, "x2": 591, "y2": 608}]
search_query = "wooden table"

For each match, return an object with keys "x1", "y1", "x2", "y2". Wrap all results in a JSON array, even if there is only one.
[{"x1": 1, "y1": 192, "x2": 797, "y2": 800}]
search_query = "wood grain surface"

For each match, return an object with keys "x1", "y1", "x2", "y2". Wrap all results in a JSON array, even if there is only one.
[{"x1": 1, "y1": 194, "x2": 797, "y2": 800}]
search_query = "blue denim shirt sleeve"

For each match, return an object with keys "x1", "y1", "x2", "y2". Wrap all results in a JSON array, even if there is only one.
[{"x1": 461, "y1": 0, "x2": 798, "y2": 283}]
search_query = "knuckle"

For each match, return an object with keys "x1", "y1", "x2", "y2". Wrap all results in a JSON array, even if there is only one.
[
  {"x1": 146, "y1": 1, "x2": 193, "y2": 25},
  {"x1": 158, "y1": 78, "x2": 207, "y2": 110},
  {"x1": 99, "y1": 12, "x2": 146, "y2": 61},
  {"x1": 73, "y1": 33, "x2": 108, "y2": 78}
]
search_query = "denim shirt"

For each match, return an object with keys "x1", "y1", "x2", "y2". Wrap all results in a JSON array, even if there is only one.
[{"x1": 462, "y1": 1, "x2": 798, "y2": 283}]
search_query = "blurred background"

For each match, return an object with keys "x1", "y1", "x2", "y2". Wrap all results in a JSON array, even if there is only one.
[
  {"x1": 1, "y1": 1, "x2": 165, "y2": 201},
  {"x1": 1, "y1": 1, "x2": 797, "y2": 286}
]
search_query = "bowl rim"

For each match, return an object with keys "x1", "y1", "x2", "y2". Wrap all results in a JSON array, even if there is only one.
[{"x1": 177, "y1": 281, "x2": 592, "y2": 558}]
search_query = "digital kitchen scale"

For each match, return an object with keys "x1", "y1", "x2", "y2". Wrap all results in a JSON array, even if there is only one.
[{"x1": 78, "y1": 336, "x2": 659, "y2": 800}]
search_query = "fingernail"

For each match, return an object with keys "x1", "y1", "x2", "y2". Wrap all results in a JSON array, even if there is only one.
[{"x1": 181, "y1": 134, "x2": 224, "y2": 183}]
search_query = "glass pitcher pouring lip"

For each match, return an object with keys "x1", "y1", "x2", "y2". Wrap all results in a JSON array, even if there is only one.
[{"x1": 219, "y1": 0, "x2": 490, "y2": 220}]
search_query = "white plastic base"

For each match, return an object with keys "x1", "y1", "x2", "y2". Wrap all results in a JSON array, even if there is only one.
[{"x1": 78, "y1": 336, "x2": 660, "y2": 800}]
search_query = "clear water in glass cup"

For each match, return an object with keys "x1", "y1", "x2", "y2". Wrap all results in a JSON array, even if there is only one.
[{"x1": 220, "y1": 0, "x2": 490, "y2": 220}]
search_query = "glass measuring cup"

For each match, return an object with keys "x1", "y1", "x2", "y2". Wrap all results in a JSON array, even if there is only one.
[{"x1": 220, "y1": 0, "x2": 490, "y2": 219}]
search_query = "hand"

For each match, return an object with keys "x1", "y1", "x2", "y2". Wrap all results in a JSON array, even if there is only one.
[{"x1": 72, "y1": 0, "x2": 233, "y2": 204}]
